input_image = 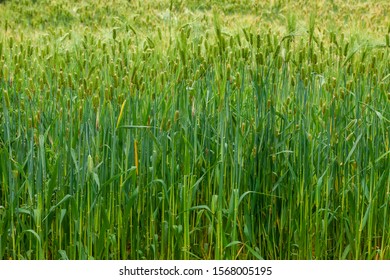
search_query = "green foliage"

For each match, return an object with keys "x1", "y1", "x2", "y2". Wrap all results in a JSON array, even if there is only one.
[{"x1": 0, "y1": 0, "x2": 389, "y2": 260}]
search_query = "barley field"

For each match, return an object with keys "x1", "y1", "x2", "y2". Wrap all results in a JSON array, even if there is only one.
[{"x1": 0, "y1": 0, "x2": 389, "y2": 260}]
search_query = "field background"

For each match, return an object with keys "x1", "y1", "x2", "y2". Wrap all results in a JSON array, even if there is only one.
[{"x1": 0, "y1": 0, "x2": 389, "y2": 260}]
